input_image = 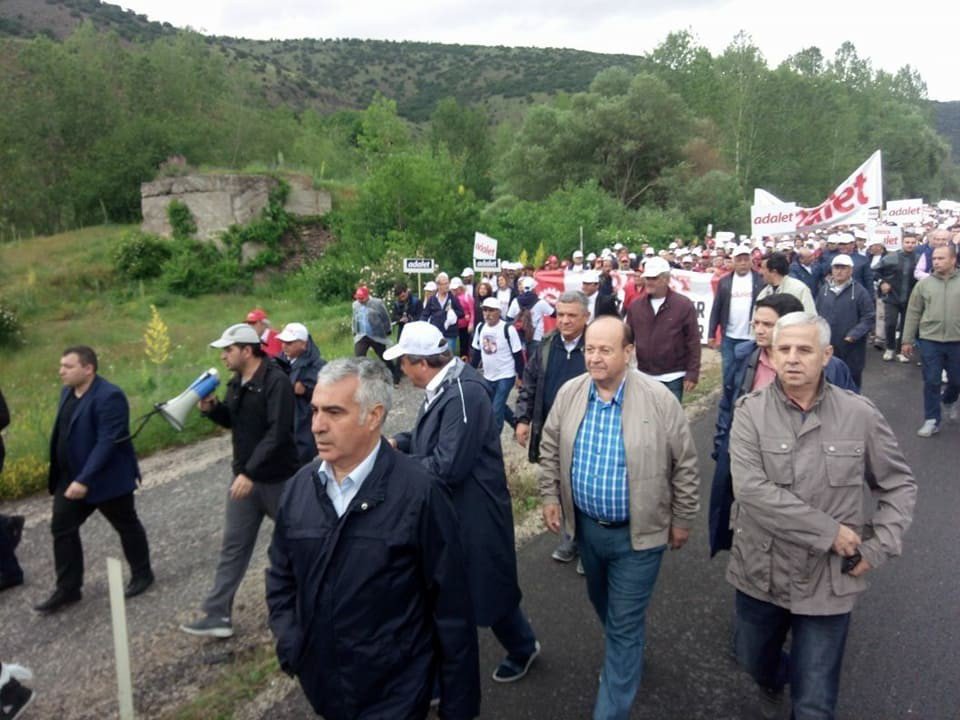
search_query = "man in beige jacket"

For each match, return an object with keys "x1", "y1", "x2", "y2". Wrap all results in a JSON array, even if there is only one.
[
  {"x1": 539, "y1": 316, "x2": 700, "y2": 720},
  {"x1": 729, "y1": 312, "x2": 916, "y2": 720}
]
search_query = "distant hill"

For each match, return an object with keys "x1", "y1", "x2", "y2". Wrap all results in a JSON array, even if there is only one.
[
  {"x1": 0, "y1": 0, "x2": 643, "y2": 121},
  {"x1": 933, "y1": 101, "x2": 960, "y2": 160},
  {"x1": 0, "y1": 0, "x2": 174, "y2": 41}
]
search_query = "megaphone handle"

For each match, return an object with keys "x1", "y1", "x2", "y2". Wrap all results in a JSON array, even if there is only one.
[{"x1": 115, "y1": 408, "x2": 161, "y2": 444}]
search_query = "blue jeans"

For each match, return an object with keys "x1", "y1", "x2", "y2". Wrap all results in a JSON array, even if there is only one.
[
  {"x1": 734, "y1": 591, "x2": 851, "y2": 720},
  {"x1": 490, "y1": 376, "x2": 516, "y2": 433},
  {"x1": 919, "y1": 340, "x2": 960, "y2": 422},
  {"x1": 661, "y1": 377, "x2": 683, "y2": 403},
  {"x1": 490, "y1": 604, "x2": 538, "y2": 661},
  {"x1": 576, "y1": 510, "x2": 665, "y2": 720},
  {"x1": 721, "y1": 336, "x2": 751, "y2": 389}
]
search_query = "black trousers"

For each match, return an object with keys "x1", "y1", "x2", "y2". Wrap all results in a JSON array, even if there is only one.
[
  {"x1": 884, "y1": 301, "x2": 907, "y2": 351},
  {"x1": 354, "y1": 337, "x2": 401, "y2": 383},
  {"x1": 0, "y1": 513, "x2": 23, "y2": 581},
  {"x1": 833, "y1": 339, "x2": 866, "y2": 390},
  {"x1": 51, "y1": 489, "x2": 151, "y2": 592}
]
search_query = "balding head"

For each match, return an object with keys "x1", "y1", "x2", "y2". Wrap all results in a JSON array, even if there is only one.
[{"x1": 584, "y1": 316, "x2": 634, "y2": 391}]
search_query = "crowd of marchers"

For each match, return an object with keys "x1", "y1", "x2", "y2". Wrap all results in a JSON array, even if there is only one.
[{"x1": 0, "y1": 213, "x2": 958, "y2": 720}]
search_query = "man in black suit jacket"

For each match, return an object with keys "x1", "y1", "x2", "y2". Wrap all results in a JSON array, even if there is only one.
[
  {"x1": 35, "y1": 346, "x2": 153, "y2": 614},
  {"x1": 708, "y1": 248, "x2": 765, "y2": 387},
  {"x1": 582, "y1": 270, "x2": 620, "y2": 320}
]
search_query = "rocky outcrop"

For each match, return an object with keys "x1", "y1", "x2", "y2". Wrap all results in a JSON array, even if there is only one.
[{"x1": 140, "y1": 174, "x2": 331, "y2": 240}]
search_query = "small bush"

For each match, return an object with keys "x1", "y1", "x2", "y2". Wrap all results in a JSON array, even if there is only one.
[
  {"x1": 0, "y1": 303, "x2": 24, "y2": 349},
  {"x1": 113, "y1": 231, "x2": 173, "y2": 280},
  {"x1": 167, "y1": 199, "x2": 197, "y2": 240},
  {"x1": 0, "y1": 455, "x2": 48, "y2": 499},
  {"x1": 161, "y1": 239, "x2": 249, "y2": 297}
]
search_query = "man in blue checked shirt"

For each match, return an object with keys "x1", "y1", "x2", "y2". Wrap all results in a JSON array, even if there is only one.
[{"x1": 538, "y1": 315, "x2": 701, "y2": 720}]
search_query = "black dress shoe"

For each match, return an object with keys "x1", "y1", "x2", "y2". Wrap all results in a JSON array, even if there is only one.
[
  {"x1": 124, "y1": 572, "x2": 155, "y2": 599},
  {"x1": 33, "y1": 588, "x2": 82, "y2": 614}
]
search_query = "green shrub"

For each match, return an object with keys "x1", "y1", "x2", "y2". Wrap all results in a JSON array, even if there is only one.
[
  {"x1": 161, "y1": 239, "x2": 249, "y2": 297},
  {"x1": 112, "y1": 231, "x2": 173, "y2": 280},
  {"x1": 167, "y1": 199, "x2": 197, "y2": 240},
  {"x1": 0, "y1": 303, "x2": 24, "y2": 349},
  {"x1": 0, "y1": 456, "x2": 47, "y2": 499}
]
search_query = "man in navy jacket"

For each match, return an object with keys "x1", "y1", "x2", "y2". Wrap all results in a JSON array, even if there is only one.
[
  {"x1": 388, "y1": 322, "x2": 541, "y2": 684},
  {"x1": 267, "y1": 358, "x2": 480, "y2": 720},
  {"x1": 35, "y1": 346, "x2": 153, "y2": 614}
]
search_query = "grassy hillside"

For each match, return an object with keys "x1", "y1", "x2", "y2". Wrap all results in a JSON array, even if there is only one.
[{"x1": 0, "y1": 225, "x2": 354, "y2": 499}]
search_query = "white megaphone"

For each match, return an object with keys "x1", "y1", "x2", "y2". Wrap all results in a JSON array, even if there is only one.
[{"x1": 155, "y1": 368, "x2": 220, "y2": 431}]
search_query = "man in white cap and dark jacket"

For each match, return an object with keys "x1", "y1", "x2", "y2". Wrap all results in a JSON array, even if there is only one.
[
  {"x1": 386, "y1": 322, "x2": 542, "y2": 684},
  {"x1": 815, "y1": 255, "x2": 875, "y2": 390}
]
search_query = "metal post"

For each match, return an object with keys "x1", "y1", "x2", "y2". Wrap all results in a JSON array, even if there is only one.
[{"x1": 107, "y1": 557, "x2": 136, "y2": 720}]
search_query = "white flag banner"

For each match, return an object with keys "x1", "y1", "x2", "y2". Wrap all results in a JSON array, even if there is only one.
[
  {"x1": 753, "y1": 188, "x2": 790, "y2": 206},
  {"x1": 868, "y1": 223, "x2": 903, "y2": 252},
  {"x1": 669, "y1": 270, "x2": 717, "y2": 345},
  {"x1": 751, "y1": 203, "x2": 799, "y2": 237},
  {"x1": 884, "y1": 198, "x2": 924, "y2": 225},
  {"x1": 473, "y1": 232, "x2": 498, "y2": 260},
  {"x1": 795, "y1": 150, "x2": 883, "y2": 231}
]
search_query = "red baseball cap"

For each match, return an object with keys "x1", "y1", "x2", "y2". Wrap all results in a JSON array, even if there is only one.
[
  {"x1": 354, "y1": 286, "x2": 370, "y2": 301},
  {"x1": 246, "y1": 308, "x2": 267, "y2": 323}
]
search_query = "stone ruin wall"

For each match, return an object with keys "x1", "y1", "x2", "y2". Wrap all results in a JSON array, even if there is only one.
[{"x1": 140, "y1": 173, "x2": 331, "y2": 241}]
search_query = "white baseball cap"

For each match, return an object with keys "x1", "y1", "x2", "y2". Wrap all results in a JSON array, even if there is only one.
[
  {"x1": 481, "y1": 297, "x2": 502, "y2": 310},
  {"x1": 731, "y1": 245, "x2": 752, "y2": 257},
  {"x1": 210, "y1": 323, "x2": 262, "y2": 348},
  {"x1": 450, "y1": 277, "x2": 464, "y2": 289},
  {"x1": 424, "y1": 281, "x2": 438, "y2": 292},
  {"x1": 642, "y1": 257, "x2": 672, "y2": 277},
  {"x1": 582, "y1": 269, "x2": 601, "y2": 283},
  {"x1": 831, "y1": 254, "x2": 854, "y2": 267},
  {"x1": 520, "y1": 276, "x2": 536, "y2": 291},
  {"x1": 461, "y1": 267, "x2": 475, "y2": 276},
  {"x1": 276, "y1": 322, "x2": 309, "y2": 343},
  {"x1": 382, "y1": 322, "x2": 448, "y2": 361},
  {"x1": 573, "y1": 249, "x2": 584, "y2": 258}
]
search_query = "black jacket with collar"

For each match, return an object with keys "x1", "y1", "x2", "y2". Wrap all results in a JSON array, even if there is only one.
[
  {"x1": 204, "y1": 358, "x2": 299, "y2": 484},
  {"x1": 393, "y1": 359, "x2": 523, "y2": 626},
  {"x1": 266, "y1": 441, "x2": 480, "y2": 720}
]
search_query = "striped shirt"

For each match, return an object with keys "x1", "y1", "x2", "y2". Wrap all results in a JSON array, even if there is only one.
[{"x1": 571, "y1": 379, "x2": 629, "y2": 522}]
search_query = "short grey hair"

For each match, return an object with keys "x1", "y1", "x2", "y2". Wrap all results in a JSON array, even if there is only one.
[
  {"x1": 435, "y1": 271, "x2": 449, "y2": 283},
  {"x1": 772, "y1": 312, "x2": 831, "y2": 349},
  {"x1": 556, "y1": 290, "x2": 589, "y2": 313},
  {"x1": 316, "y1": 357, "x2": 393, "y2": 426}
]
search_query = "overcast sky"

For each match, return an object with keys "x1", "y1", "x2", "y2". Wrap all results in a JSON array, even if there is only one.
[{"x1": 119, "y1": 0, "x2": 956, "y2": 101}]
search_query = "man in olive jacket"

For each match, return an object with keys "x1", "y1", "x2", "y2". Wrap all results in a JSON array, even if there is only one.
[
  {"x1": 729, "y1": 312, "x2": 916, "y2": 720},
  {"x1": 538, "y1": 316, "x2": 700, "y2": 720}
]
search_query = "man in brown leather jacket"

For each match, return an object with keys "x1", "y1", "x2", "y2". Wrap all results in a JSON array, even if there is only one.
[{"x1": 728, "y1": 311, "x2": 916, "y2": 720}]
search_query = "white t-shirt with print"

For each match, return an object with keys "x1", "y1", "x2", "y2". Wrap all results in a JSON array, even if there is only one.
[
  {"x1": 472, "y1": 320, "x2": 521, "y2": 381},
  {"x1": 727, "y1": 272, "x2": 754, "y2": 340}
]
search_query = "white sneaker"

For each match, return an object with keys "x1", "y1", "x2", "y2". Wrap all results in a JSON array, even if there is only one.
[
  {"x1": 882, "y1": 350, "x2": 894, "y2": 361},
  {"x1": 943, "y1": 370, "x2": 949, "y2": 384},
  {"x1": 945, "y1": 403, "x2": 960, "y2": 423},
  {"x1": 896, "y1": 354, "x2": 910, "y2": 363},
  {"x1": 917, "y1": 419, "x2": 940, "y2": 437}
]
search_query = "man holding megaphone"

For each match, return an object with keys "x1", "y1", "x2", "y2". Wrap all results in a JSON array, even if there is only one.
[{"x1": 180, "y1": 323, "x2": 298, "y2": 639}]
